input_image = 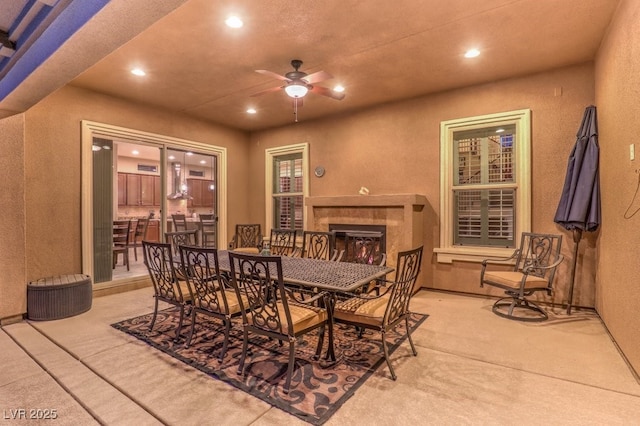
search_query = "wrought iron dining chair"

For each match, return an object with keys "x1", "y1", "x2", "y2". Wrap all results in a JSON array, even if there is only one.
[
  {"x1": 113, "y1": 220, "x2": 131, "y2": 271},
  {"x1": 165, "y1": 230, "x2": 198, "y2": 280},
  {"x1": 480, "y1": 232, "x2": 564, "y2": 322},
  {"x1": 229, "y1": 224, "x2": 263, "y2": 253},
  {"x1": 228, "y1": 252, "x2": 328, "y2": 394},
  {"x1": 179, "y1": 245, "x2": 248, "y2": 360},
  {"x1": 300, "y1": 230, "x2": 339, "y2": 261},
  {"x1": 268, "y1": 228, "x2": 298, "y2": 256},
  {"x1": 199, "y1": 213, "x2": 217, "y2": 248},
  {"x1": 333, "y1": 245, "x2": 424, "y2": 380},
  {"x1": 142, "y1": 241, "x2": 192, "y2": 339}
]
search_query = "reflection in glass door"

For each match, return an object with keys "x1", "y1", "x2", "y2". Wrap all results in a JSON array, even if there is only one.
[
  {"x1": 166, "y1": 148, "x2": 218, "y2": 246},
  {"x1": 92, "y1": 138, "x2": 162, "y2": 283}
]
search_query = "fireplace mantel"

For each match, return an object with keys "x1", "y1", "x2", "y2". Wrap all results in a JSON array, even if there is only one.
[
  {"x1": 305, "y1": 194, "x2": 428, "y2": 287},
  {"x1": 306, "y1": 194, "x2": 427, "y2": 209}
]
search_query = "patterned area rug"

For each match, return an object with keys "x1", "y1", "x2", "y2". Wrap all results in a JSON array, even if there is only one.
[{"x1": 112, "y1": 309, "x2": 427, "y2": 425}]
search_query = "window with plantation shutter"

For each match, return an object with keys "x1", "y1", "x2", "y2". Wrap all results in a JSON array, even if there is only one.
[
  {"x1": 436, "y1": 110, "x2": 531, "y2": 263},
  {"x1": 265, "y1": 144, "x2": 309, "y2": 235}
]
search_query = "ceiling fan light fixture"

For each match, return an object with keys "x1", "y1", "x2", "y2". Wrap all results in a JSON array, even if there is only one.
[{"x1": 284, "y1": 83, "x2": 308, "y2": 98}]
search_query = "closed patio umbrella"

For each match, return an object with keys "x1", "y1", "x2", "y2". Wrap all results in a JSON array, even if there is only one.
[{"x1": 554, "y1": 105, "x2": 601, "y2": 314}]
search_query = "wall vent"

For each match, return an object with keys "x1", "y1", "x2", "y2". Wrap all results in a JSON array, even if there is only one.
[{"x1": 137, "y1": 164, "x2": 157, "y2": 173}]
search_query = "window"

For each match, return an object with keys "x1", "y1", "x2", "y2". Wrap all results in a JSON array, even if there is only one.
[
  {"x1": 435, "y1": 110, "x2": 531, "y2": 263},
  {"x1": 265, "y1": 143, "x2": 309, "y2": 233}
]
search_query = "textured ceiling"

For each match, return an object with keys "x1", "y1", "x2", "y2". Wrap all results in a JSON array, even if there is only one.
[{"x1": 1, "y1": 0, "x2": 621, "y2": 131}]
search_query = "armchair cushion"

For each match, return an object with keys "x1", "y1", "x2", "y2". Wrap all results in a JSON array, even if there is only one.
[
  {"x1": 334, "y1": 294, "x2": 390, "y2": 327},
  {"x1": 231, "y1": 247, "x2": 260, "y2": 254},
  {"x1": 483, "y1": 271, "x2": 549, "y2": 290},
  {"x1": 193, "y1": 288, "x2": 247, "y2": 315}
]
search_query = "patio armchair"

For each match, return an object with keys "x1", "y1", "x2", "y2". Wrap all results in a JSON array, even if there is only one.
[
  {"x1": 480, "y1": 232, "x2": 564, "y2": 322},
  {"x1": 228, "y1": 224, "x2": 263, "y2": 253},
  {"x1": 228, "y1": 252, "x2": 328, "y2": 394},
  {"x1": 268, "y1": 228, "x2": 298, "y2": 256},
  {"x1": 179, "y1": 245, "x2": 248, "y2": 360},
  {"x1": 142, "y1": 241, "x2": 192, "y2": 339},
  {"x1": 300, "y1": 230, "x2": 339, "y2": 261},
  {"x1": 333, "y1": 245, "x2": 423, "y2": 380}
]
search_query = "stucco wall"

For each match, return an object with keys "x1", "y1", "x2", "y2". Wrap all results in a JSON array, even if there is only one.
[
  {"x1": 0, "y1": 114, "x2": 26, "y2": 321},
  {"x1": 2, "y1": 85, "x2": 250, "y2": 319},
  {"x1": 594, "y1": 0, "x2": 640, "y2": 375},
  {"x1": 250, "y1": 63, "x2": 596, "y2": 307}
]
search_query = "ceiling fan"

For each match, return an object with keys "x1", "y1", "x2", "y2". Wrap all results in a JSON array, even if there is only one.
[{"x1": 250, "y1": 59, "x2": 345, "y2": 102}]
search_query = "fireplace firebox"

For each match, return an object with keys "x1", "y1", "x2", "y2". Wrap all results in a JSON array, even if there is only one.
[{"x1": 329, "y1": 224, "x2": 386, "y2": 259}]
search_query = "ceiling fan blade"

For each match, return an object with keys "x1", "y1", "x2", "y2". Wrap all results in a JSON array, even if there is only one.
[
  {"x1": 310, "y1": 85, "x2": 345, "y2": 100},
  {"x1": 302, "y1": 70, "x2": 333, "y2": 84},
  {"x1": 250, "y1": 85, "x2": 284, "y2": 97},
  {"x1": 255, "y1": 69, "x2": 290, "y2": 81}
]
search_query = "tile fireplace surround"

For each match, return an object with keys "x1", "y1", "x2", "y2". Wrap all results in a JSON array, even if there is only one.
[{"x1": 305, "y1": 194, "x2": 428, "y2": 288}]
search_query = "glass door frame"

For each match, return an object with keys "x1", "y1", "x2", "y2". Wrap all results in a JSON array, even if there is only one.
[{"x1": 81, "y1": 120, "x2": 228, "y2": 290}]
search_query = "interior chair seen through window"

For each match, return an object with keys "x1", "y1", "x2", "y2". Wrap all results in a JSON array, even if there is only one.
[
  {"x1": 333, "y1": 245, "x2": 424, "y2": 380},
  {"x1": 130, "y1": 216, "x2": 150, "y2": 262},
  {"x1": 229, "y1": 224, "x2": 263, "y2": 253},
  {"x1": 228, "y1": 252, "x2": 328, "y2": 394},
  {"x1": 480, "y1": 232, "x2": 564, "y2": 321},
  {"x1": 172, "y1": 214, "x2": 188, "y2": 232},
  {"x1": 199, "y1": 214, "x2": 217, "y2": 248},
  {"x1": 113, "y1": 220, "x2": 131, "y2": 271}
]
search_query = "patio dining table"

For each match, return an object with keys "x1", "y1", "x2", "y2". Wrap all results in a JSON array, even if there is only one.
[{"x1": 216, "y1": 249, "x2": 394, "y2": 361}]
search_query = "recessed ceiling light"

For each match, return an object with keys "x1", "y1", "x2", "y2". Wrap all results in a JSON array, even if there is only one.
[
  {"x1": 131, "y1": 68, "x2": 146, "y2": 76},
  {"x1": 225, "y1": 15, "x2": 243, "y2": 28},
  {"x1": 496, "y1": 128, "x2": 505, "y2": 133},
  {"x1": 247, "y1": 108, "x2": 257, "y2": 114},
  {"x1": 186, "y1": 152, "x2": 194, "y2": 156},
  {"x1": 199, "y1": 160, "x2": 206, "y2": 164},
  {"x1": 92, "y1": 145, "x2": 101, "y2": 152},
  {"x1": 168, "y1": 155, "x2": 175, "y2": 160},
  {"x1": 464, "y1": 49, "x2": 480, "y2": 58},
  {"x1": 132, "y1": 150, "x2": 139, "y2": 155},
  {"x1": 333, "y1": 85, "x2": 345, "y2": 93}
]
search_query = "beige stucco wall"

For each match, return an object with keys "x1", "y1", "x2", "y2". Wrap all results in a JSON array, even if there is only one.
[
  {"x1": 0, "y1": 85, "x2": 250, "y2": 319},
  {"x1": 594, "y1": 0, "x2": 640, "y2": 375},
  {"x1": 250, "y1": 63, "x2": 596, "y2": 307},
  {"x1": 0, "y1": 114, "x2": 27, "y2": 321}
]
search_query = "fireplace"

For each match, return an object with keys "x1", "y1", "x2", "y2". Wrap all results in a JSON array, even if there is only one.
[{"x1": 305, "y1": 194, "x2": 428, "y2": 287}]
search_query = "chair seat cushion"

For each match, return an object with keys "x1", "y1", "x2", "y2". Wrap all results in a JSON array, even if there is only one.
[
  {"x1": 247, "y1": 301, "x2": 326, "y2": 334},
  {"x1": 483, "y1": 271, "x2": 549, "y2": 290},
  {"x1": 282, "y1": 301, "x2": 327, "y2": 333},
  {"x1": 232, "y1": 247, "x2": 260, "y2": 254},
  {"x1": 333, "y1": 295, "x2": 390, "y2": 327},
  {"x1": 178, "y1": 281, "x2": 193, "y2": 301},
  {"x1": 194, "y1": 288, "x2": 247, "y2": 315}
]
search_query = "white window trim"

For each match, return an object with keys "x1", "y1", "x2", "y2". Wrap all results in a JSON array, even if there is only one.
[
  {"x1": 81, "y1": 120, "x2": 228, "y2": 284},
  {"x1": 265, "y1": 143, "x2": 309, "y2": 236},
  {"x1": 434, "y1": 109, "x2": 531, "y2": 264}
]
